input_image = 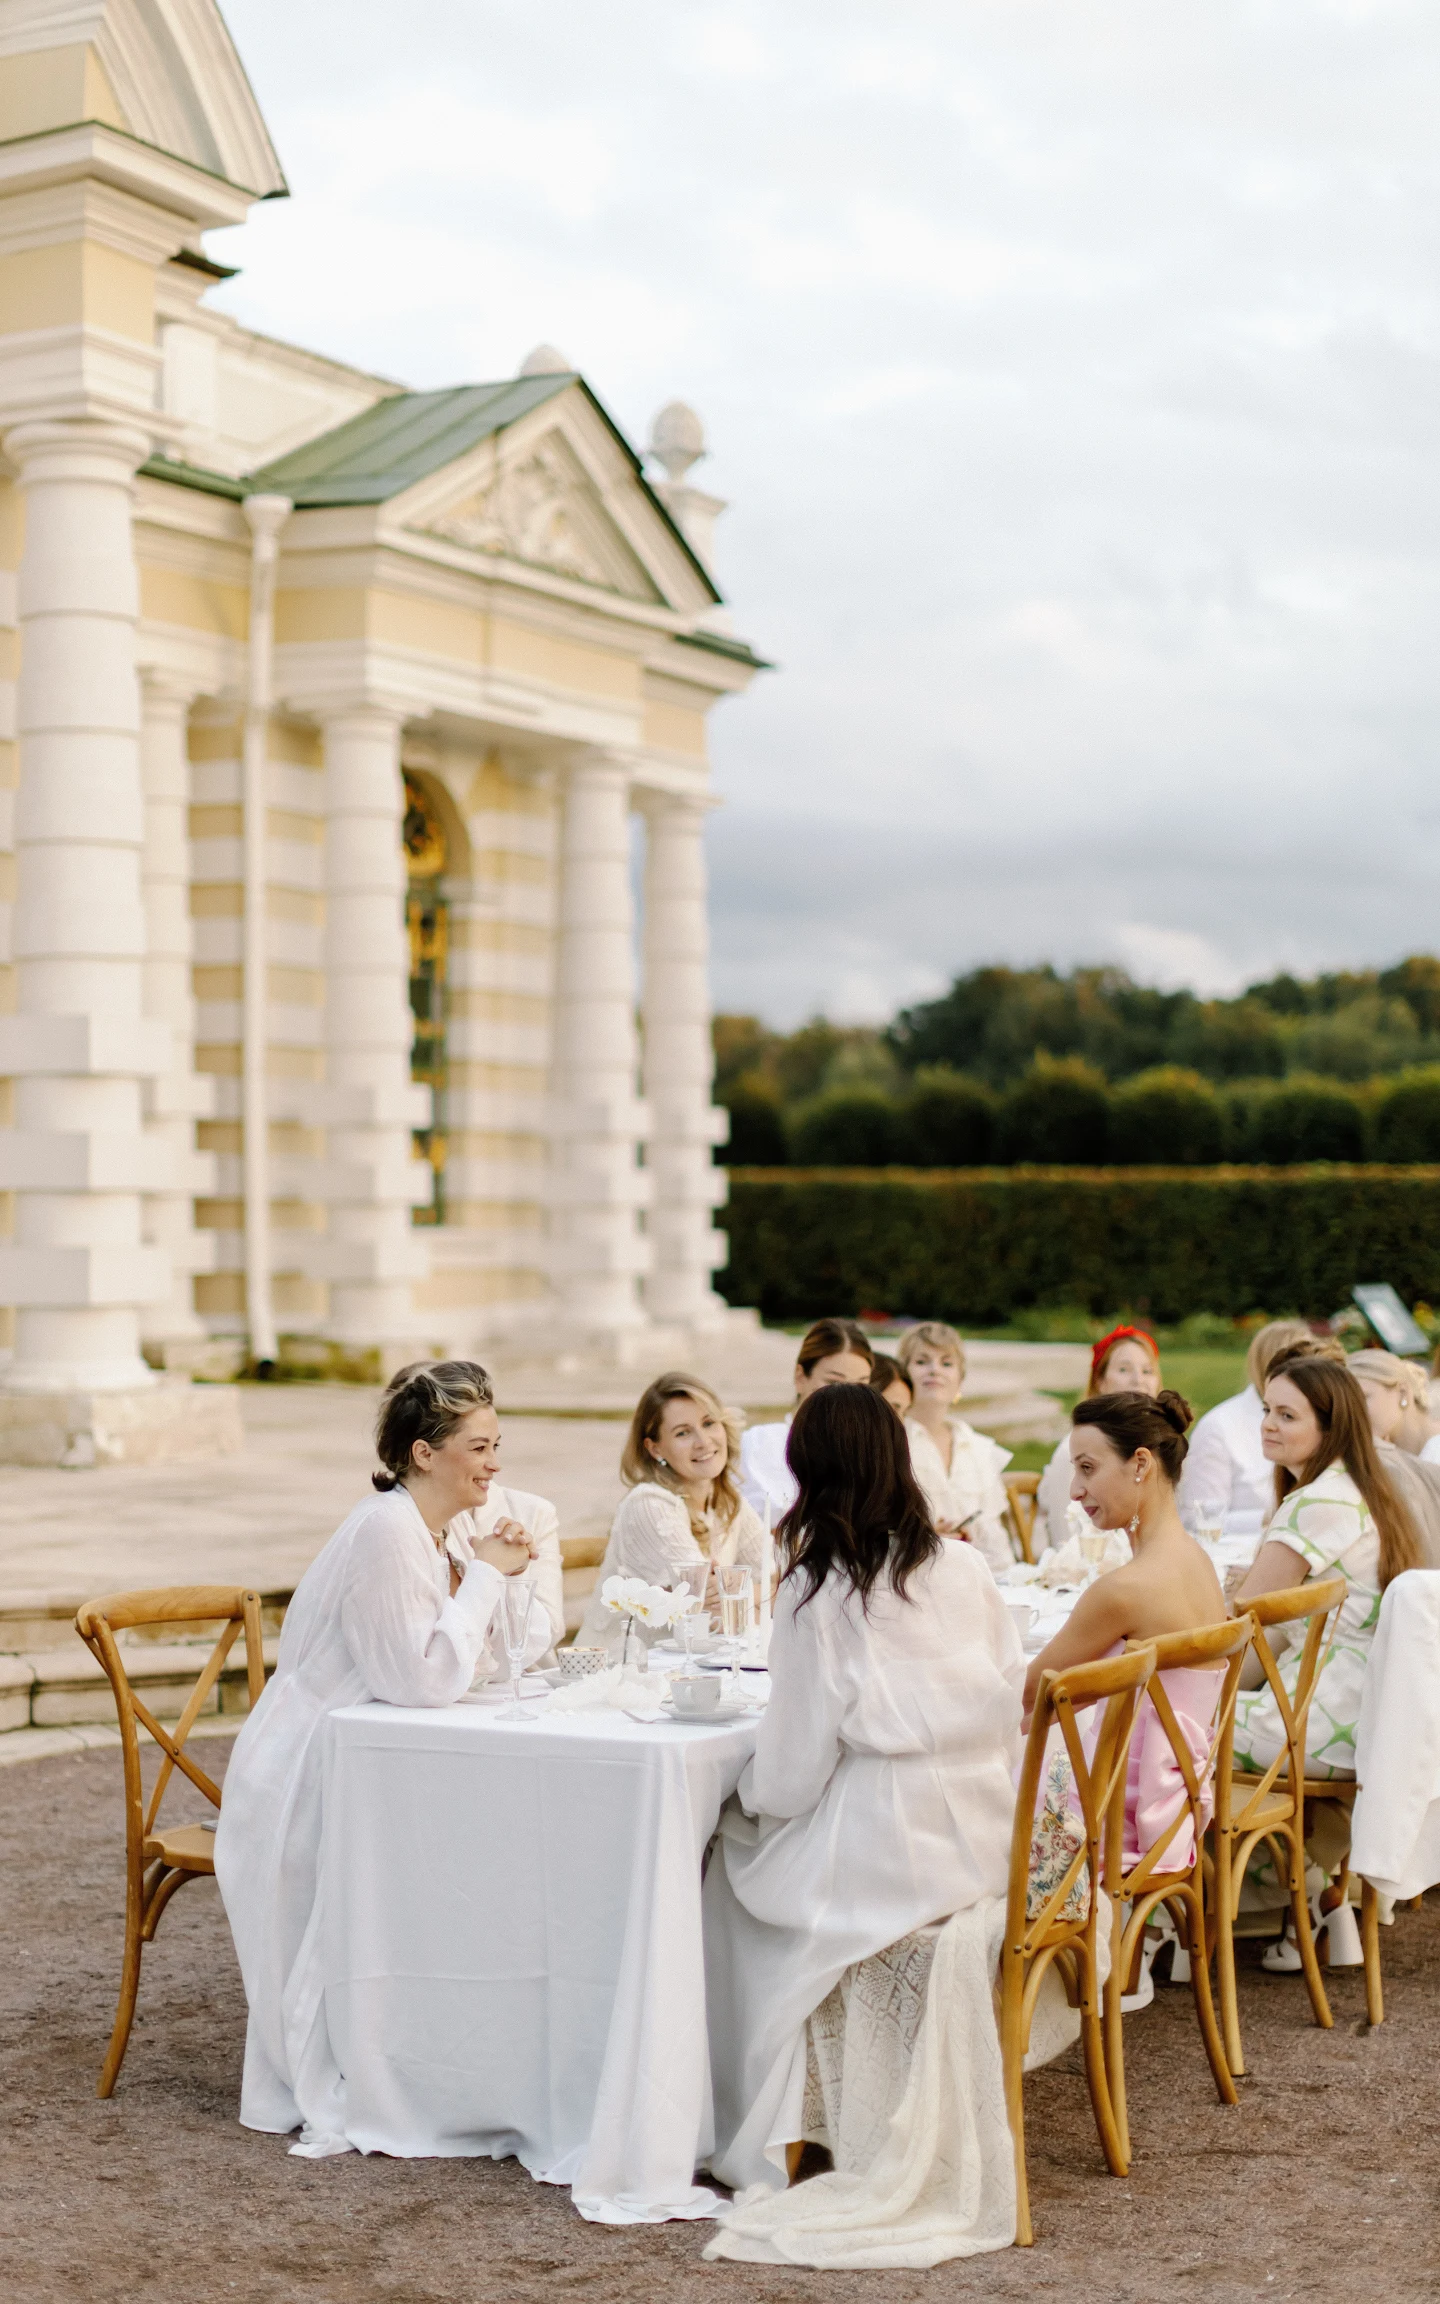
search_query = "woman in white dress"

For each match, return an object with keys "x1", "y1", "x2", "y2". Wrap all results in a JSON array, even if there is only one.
[
  {"x1": 1035, "y1": 1325, "x2": 1161, "y2": 1552},
  {"x1": 897, "y1": 1322, "x2": 1013, "y2": 1575},
  {"x1": 576, "y1": 1372, "x2": 765, "y2": 1646},
  {"x1": 214, "y1": 1361, "x2": 552, "y2": 2151},
  {"x1": 1176, "y1": 1318, "x2": 1313, "y2": 1528},
  {"x1": 738, "y1": 1319, "x2": 873, "y2": 1523},
  {"x1": 704, "y1": 1381, "x2": 1023, "y2": 2194}
]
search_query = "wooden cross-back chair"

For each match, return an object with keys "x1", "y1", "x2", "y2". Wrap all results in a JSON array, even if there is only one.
[
  {"x1": 1106, "y1": 1617, "x2": 1254, "y2": 2160},
  {"x1": 1209, "y1": 1574, "x2": 1347, "y2": 2077},
  {"x1": 1003, "y1": 1472, "x2": 1041, "y2": 1566},
  {"x1": 74, "y1": 1585, "x2": 265, "y2": 2098},
  {"x1": 1000, "y1": 1643, "x2": 1156, "y2": 2247}
]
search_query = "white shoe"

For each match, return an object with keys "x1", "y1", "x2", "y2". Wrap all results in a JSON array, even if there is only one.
[{"x1": 1261, "y1": 1899, "x2": 1364, "y2": 1973}]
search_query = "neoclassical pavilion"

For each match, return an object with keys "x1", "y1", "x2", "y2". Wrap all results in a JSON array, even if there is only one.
[{"x1": 0, "y1": 1, "x2": 763, "y2": 1458}]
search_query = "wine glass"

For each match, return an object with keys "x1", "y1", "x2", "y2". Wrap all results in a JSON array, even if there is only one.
[
  {"x1": 1192, "y1": 1499, "x2": 1226, "y2": 1552},
  {"x1": 1079, "y1": 1527, "x2": 1109, "y2": 1576},
  {"x1": 665, "y1": 1558, "x2": 710, "y2": 1676},
  {"x1": 497, "y1": 1575, "x2": 536, "y2": 1721},
  {"x1": 716, "y1": 1564, "x2": 754, "y2": 1657}
]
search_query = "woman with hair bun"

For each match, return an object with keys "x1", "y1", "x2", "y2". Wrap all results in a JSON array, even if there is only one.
[
  {"x1": 215, "y1": 1360, "x2": 549, "y2": 2154},
  {"x1": 1023, "y1": 1390, "x2": 1227, "y2": 1958}
]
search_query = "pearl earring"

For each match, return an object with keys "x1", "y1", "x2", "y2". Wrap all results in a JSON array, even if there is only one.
[{"x1": 655, "y1": 1454, "x2": 669, "y2": 1469}]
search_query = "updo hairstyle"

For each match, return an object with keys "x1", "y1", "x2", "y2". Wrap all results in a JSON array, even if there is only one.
[
  {"x1": 1071, "y1": 1388, "x2": 1194, "y2": 1486},
  {"x1": 795, "y1": 1317, "x2": 874, "y2": 1376},
  {"x1": 373, "y1": 1359, "x2": 494, "y2": 1491}
]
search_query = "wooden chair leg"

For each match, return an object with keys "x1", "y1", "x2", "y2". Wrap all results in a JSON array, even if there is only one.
[
  {"x1": 1286, "y1": 1827, "x2": 1333, "y2": 2033},
  {"x1": 140, "y1": 1865, "x2": 194, "y2": 1943},
  {"x1": 1102, "y1": 1923, "x2": 1132, "y2": 2166},
  {"x1": 97, "y1": 1910, "x2": 144, "y2": 2100},
  {"x1": 1000, "y1": 1981, "x2": 1033, "y2": 2246},
  {"x1": 1213, "y1": 1832, "x2": 1245, "y2": 2078},
  {"x1": 1360, "y1": 1882, "x2": 1384, "y2": 2028},
  {"x1": 1177, "y1": 1890, "x2": 1238, "y2": 2107}
]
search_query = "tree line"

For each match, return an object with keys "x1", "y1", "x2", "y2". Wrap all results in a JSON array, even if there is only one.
[{"x1": 715, "y1": 957, "x2": 1440, "y2": 1167}]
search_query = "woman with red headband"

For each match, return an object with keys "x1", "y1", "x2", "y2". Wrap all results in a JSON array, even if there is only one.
[{"x1": 1035, "y1": 1325, "x2": 1160, "y2": 1553}]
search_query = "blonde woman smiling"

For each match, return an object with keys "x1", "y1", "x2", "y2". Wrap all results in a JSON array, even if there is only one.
[
  {"x1": 577, "y1": 1371, "x2": 766, "y2": 1646},
  {"x1": 896, "y1": 1321, "x2": 1013, "y2": 1574}
]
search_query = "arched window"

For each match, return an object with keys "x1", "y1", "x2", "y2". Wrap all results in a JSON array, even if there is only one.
[{"x1": 403, "y1": 774, "x2": 448, "y2": 1226}]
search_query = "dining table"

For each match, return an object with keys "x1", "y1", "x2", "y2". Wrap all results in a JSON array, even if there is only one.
[{"x1": 315, "y1": 1669, "x2": 762, "y2": 2224}]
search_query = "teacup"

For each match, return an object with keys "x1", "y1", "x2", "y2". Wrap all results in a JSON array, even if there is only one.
[
  {"x1": 670, "y1": 1674, "x2": 723, "y2": 1717},
  {"x1": 1004, "y1": 1602, "x2": 1036, "y2": 1641},
  {"x1": 557, "y1": 1645, "x2": 610, "y2": 1681}
]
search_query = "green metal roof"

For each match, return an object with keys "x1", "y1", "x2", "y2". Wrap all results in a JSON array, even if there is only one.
[{"x1": 250, "y1": 375, "x2": 575, "y2": 506}]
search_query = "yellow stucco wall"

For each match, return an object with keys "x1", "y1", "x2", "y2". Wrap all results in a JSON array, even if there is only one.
[
  {"x1": 0, "y1": 241, "x2": 154, "y2": 342},
  {"x1": 0, "y1": 44, "x2": 127, "y2": 143}
]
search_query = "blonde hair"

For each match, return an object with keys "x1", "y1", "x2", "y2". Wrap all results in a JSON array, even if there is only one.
[
  {"x1": 1347, "y1": 1349, "x2": 1431, "y2": 1410},
  {"x1": 896, "y1": 1322, "x2": 966, "y2": 1382},
  {"x1": 1245, "y1": 1319, "x2": 1314, "y2": 1395},
  {"x1": 620, "y1": 1371, "x2": 744, "y2": 1540}
]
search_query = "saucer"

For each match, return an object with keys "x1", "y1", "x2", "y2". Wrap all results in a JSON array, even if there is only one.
[{"x1": 663, "y1": 1696, "x2": 753, "y2": 1723}]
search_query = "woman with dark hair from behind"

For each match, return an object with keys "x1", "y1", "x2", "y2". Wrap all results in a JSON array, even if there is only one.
[
  {"x1": 703, "y1": 1383, "x2": 1024, "y2": 2196},
  {"x1": 215, "y1": 1360, "x2": 548, "y2": 2156}
]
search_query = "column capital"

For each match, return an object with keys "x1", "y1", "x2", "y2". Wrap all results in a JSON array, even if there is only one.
[
  {"x1": 1, "y1": 417, "x2": 152, "y2": 489},
  {"x1": 313, "y1": 696, "x2": 411, "y2": 739},
  {"x1": 566, "y1": 745, "x2": 636, "y2": 793},
  {"x1": 139, "y1": 665, "x2": 202, "y2": 717}
]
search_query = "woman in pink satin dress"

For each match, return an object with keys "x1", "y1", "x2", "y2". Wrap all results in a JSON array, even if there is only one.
[{"x1": 1022, "y1": 1389, "x2": 1228, "y2": 1881}]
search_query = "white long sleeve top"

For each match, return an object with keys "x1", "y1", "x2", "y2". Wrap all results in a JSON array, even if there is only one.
[
  {"x1": 904, "y1": 1414, "x2": 1014, "y2": 1575},
  {"x1": 575, "y1": 1481, "x2": 766, "y2": 1646},
  {"x1": 214, "y1": 1484, "x2": 549, "y2": 2141},
  {"x1": 739, "y1": 1419, "x2": 796, "y2": 1522},
  {"x1": 1177, "y1": 1386, "x2": 1273, "y2": 1521},
  {"x1": 448, "y1": 1480, "x2": 565, "y2": 1659}
]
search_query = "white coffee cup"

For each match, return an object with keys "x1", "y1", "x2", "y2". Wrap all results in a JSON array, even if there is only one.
[
  {"x1": 1005, "y1": 1602, "x2": 1036, "y2": 1642},
  {"x1": 671, "y1": 1674, "x2": 723, "y2": 1716}
]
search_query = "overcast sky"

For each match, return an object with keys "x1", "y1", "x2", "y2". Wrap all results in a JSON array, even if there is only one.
[{"x1": 215, "y1": 1, "x2": 1440, "y2": 1026}]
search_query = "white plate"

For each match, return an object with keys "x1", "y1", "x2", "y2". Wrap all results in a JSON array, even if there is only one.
[{"x1": 662, "y1": 1697, "x2": 755, "y2": 1723}]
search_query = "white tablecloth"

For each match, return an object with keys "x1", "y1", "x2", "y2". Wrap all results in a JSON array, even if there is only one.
[{"x1": 318, "y1": 1690, "x2": 758, "y2": 2222}]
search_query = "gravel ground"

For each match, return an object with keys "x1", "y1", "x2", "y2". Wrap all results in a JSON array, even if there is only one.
[{"x1": 3, "y1": 1743, "x2": 1439, "y2": 2304}]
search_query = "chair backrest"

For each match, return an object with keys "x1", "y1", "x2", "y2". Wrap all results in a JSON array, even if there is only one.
[
  {"x1": 1214, "y1": 1575, "x2": 1347, "y2": 1824},
  {"x1": 1120, "y1": 1615, "x2": 1255, "y2": 1893},
  {"x1": 1006, "y1": 1644, "x2": 1158, "y2": 1958},
  {"x1": 1004, "y1": 1472, "x2": 1041, "y2": 1566},
  {"x1": 74, "y1": 1587, "x2": 265, "y2": 1851}
]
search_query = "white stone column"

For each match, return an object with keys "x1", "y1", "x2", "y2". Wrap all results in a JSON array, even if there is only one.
[
  {"x1": 640, "y1": 792, "x2": 729, "y2": 1327},
  {"x1": 548, "y1": 751, "x2": 650, "y2": 1334},
  {"x1": 0, "y1": 420, "x2": 169, "y2": 1395},
  {"x1": 139, "y1": 670, "x2": 215, "y2": 1354},
  {"x1": 318, "y1": 703, "x2": 429, "y2": 1348}
]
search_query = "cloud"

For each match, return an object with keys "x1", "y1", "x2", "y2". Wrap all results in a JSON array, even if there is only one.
[{"x1": 216, "y1": 0, "x2": 1440, "y2": 1021}]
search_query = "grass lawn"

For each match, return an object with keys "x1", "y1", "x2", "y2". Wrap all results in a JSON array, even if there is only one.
[{"x1": 1001, "y1": 1345, "x2": 1250, "y2": 1473}]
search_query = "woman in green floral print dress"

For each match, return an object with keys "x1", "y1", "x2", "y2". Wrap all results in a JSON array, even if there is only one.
[{"x1": 1233, "y1": 1352, "x2": 1423, "y2": 1777}]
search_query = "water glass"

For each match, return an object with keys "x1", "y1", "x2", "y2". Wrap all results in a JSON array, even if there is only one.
[
  {"x1": 498, "y1": 1574, "x2": 535, "y2": 1721},
  {"x1": 1192, "y1": 1500, "x2": 1226, "y2": 1550},
  {"x1": 665, "y1": 1558, "x2": 710, "y2": 1675},
  {"x1": 716, "y1": 1564, "x2": 754, "y2": 1653}
]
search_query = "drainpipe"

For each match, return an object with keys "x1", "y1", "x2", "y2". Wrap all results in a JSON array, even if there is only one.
[{"x1": 240, "y1": 494, "x2": 291, "y2": 1370}]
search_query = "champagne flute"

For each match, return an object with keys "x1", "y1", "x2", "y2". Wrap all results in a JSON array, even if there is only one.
[
  {"x1": 1079, "y1": 1526, "x2": 1109, "y2": 1576},
  {"x1": 717, "y1": 1564, "x2": 753, "y2": 1654},
  {"x1": 497, "y1": 1575, "x2": 536, "y2": 1721},
  {"x1": 666, "y1": 1558, "x2": 710, "y2": 1676}
]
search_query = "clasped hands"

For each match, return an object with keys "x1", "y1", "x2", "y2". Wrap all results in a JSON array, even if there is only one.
[{"x1": 448, "y1": 1517, "x2": 536, "y2": 1596}]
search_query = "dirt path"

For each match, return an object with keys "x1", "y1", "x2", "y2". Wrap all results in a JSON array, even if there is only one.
[{"x1": 3, "y1": 1744, "x2": 1438, "y2": 2304}]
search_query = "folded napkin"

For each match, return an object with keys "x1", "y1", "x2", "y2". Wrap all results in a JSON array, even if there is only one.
[
  {"x1": 545, "y1": 1663, "x2": 667, "y2": 1720},
  {"x1": 1039, "y1": 1527, "x2": 1132, "y2": 1588}
]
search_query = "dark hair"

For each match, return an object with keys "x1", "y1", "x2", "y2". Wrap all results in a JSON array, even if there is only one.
[
  {"x1": 373, "y1": 1359, "x2": 494, "y2": 1490},
  {"x1": 779, "y1": 1383, "x2": 941, "y2": 1609},
  {"x1": 795, "y1": 1318, "x2": 874, "y2": 1377},
  {"x1": 1264, "y1": 1353, "x2": 1422, "y2": 1589},
  {"x1": 1071, "y1": 1388, "x2": 1194, "y2": 1486},
  {"x1": 868, "y1": 1352, "x2": 913, "y2": 1405}
]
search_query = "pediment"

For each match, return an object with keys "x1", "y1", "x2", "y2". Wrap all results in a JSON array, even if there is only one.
[{"x1": 409, "y1": 427, "x2": 664, "y2": 605}]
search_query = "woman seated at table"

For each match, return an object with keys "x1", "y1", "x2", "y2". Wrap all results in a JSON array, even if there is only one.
[
  {"x1": 215, "y1": 1360, "x2": 549, "y2": 2151},
  {"x1": 897, "y1": 1320, "x2": 1014, "y2": 1574},
  {"x1": 1231, "y1": 1352, "x2": 1422, "y2": 1782},
  {"x1": 1177, "y1": 1318, "x2": 1314, "y2": 1527},
  {"x1": 575, "y1": 1372, "x2": 765, "y2": 1646},
  {"x1": 1349, "y1": 1348, "x2": 1440, "y2": 1463},
  {"x1": 703, "y1": 1381, "x2": 1024, "y2": 2194},
  {"x1": 1035, "y1": 1325, "x2": 1162, "y2": 1553},
  {"x1": 739, "y1": 1318, "x2": 874, "y2": 1522}
]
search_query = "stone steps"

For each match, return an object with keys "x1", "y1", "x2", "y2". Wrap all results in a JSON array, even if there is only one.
[{"x1": 0, "y1": 1636, "x2": 280, "y2": 1738}]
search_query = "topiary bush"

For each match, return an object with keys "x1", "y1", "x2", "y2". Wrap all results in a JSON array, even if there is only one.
[
  {"x1": 1108, "y1": 1066, "x2": 1225, "y2": 1165},
  {"x1": 996, "y1": 1055, "x2": 1110, "y2": 1164},
  {"x1": 1372, "y1": 1067, "x2": 1440, "y2": 1163},
  {"x1": 789, "y1": 1086, "x2": 904, "y2": 1166},
  {"x1": 1230, "y1": 1076, "x2": 1368, "y2": 1163},
  {"x1": 898, "y1": 1068, "x2": 996, "y2": 1165}
]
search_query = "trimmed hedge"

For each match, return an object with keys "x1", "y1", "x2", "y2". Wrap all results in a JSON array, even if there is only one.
[{"x1": 718, "y1": 1165, "x2": 1440, "y2": 1325}]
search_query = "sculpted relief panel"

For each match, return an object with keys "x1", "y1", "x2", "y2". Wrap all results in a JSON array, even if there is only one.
[{"x1": 417, "y1": 434, "x2": 658, "y2": 601}]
